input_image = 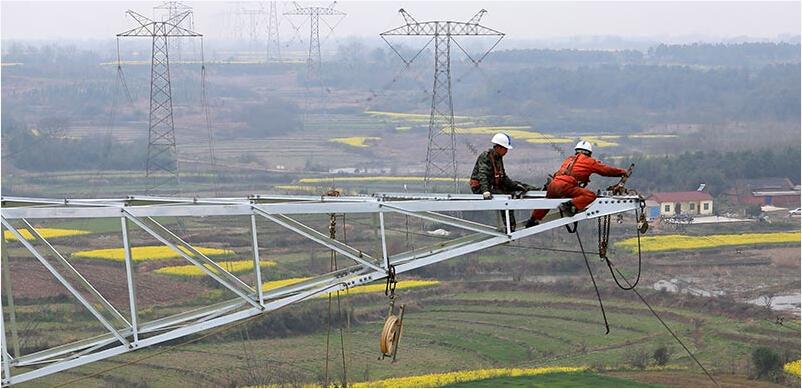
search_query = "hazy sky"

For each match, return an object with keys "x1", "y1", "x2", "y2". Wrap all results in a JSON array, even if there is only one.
[{"x1": 1, "y1": 1, "x2": 800, "y2": 42}]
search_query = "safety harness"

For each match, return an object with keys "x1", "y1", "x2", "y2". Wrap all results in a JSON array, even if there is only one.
[{"x1": 471, "y1": 150, "x2": 505, "y2": 191}]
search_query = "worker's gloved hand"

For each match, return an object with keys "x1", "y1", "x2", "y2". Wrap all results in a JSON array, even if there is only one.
[
  {"x1": 482, "y1": 191, "x2": 493, "y2": 200},
  {"x1": 515, "y1": 181, "x2": 536, "y2": 192}
]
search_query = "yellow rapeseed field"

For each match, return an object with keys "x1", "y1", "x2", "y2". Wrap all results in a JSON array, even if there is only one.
[
  {"x1": 785, "y1": 360, "x2": 800, "y2": 377},
  {"x1": 583, "y1": 135, "x2": 620, "y2": 147},
  {"x1": 617, "y1": 231, "x2": 801, "y2": 253},
  {"x1": 628, "y1": 134, "x2": 678, "y2": 139},
  {"x1": 275, "y1": 185, "x2": 327, "y2": 192},
  {"x1": 338, "y1": 279, "x2": 439, "y2": 297},
  {"x1": 351, "y1": 366, "x2": 586, "y2": 387},
  {"x1": 72, "y1": 245, "x2": 234, "y2": 262},
  {"x1": 262, "y1": 277, "x2": 312, "y2": 291},
  {"x1": 329, "y1": 136, "x2": 381, "y2": 148},
  {"x1": 455, "y1": 126, "x2": 572, "y2": 145},
  {"x1": 4, "y1": 228, "x2": 90, "y2": 241},
  {"x1": 261, "y1": 278, "x2": 439, "y2": 296},
  {"x1": 299, "y1": 176, "x2": 469, "y2": 184},
  {"x1": 365, "y1": 110, "x2": 471, "y2": 121},
  {"x1": 454, "y1": 126, "x2": 624, "y2": 148},
  {"x1": 154, "y1": 260, "x2": 277, "y2": 277}
]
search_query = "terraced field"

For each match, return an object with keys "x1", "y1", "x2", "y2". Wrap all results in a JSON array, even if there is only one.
[{"x1": 14, "y1": 284, "x2": 799, "y2": 388}]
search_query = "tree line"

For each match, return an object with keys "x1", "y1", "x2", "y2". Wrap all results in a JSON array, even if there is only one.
[{"x1": 622, "y1": 146, "x2": 801, "y2": 196}]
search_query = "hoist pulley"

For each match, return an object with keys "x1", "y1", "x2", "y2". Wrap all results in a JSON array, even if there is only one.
[{"x1": 379, "y1": 299, "x2": 405, "y2": 362}]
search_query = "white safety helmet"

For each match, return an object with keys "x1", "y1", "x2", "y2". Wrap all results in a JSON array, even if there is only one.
[
  {"x1": 575, "y1": 140, "x2": 593, "y2": 154},
  {"x1": 491, "y1": 133, "x2": 513, "y2": 149}
]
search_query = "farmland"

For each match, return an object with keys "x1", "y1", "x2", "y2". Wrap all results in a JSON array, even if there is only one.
[
  {"x1": 71, "y1": 245, "x2": 235, "y2": 262},
  {"x1": 1, "y1": 36, "x2": 800, "y2": 388},
  {"x1": 11, "y1": 281, "x2": 800, "y2": 387},
  {"x1": 3, "y1": 212, "x2": 799, "y2": 387},
  {"x1": 617, "y1": 231, "x2": 801, "y2": 253}
]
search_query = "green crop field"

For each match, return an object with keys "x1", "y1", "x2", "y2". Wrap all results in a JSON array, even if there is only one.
[{"x1": 13, "y1": 282, "x2": 799, "y2": 388}]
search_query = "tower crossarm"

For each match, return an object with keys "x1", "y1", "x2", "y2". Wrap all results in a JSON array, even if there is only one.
[
  {"x1": 380, "y1": 21, "x2": 504, "y2": 36},
  {"x1": 284, "y1": 6, "x2": 345, "y2": 16},
  {"x1": 117, "y1": 10, "x2": 201, "y2": 37},
  {"x1": 153, "y1": 1, "x2": 192, "y2": 12}
]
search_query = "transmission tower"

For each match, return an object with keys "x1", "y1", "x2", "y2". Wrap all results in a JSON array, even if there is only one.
[
  {"x1": 381, "y1": 9, "x2": 504, "y2": 193},
  {"x1": 284, "y1": 1, "x2": 345, "y2": 82},
  {"x1": 236, "y1": 6, "x2": 266, "y2": 54},
  {"x1": 153, "y1": 1, "x2": 194, "y2": 62},
  {"x1": 266, "y1": 1, "x2": 281, "y2": 61},
  {"x1": 118, "y1": 10, "x2": 202, "y2": 193}
]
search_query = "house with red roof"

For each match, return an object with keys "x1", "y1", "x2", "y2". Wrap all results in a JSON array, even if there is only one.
[
  {"x1": 645, "y1": 191, "x2": 714, "y2": 218},
  {"x1": 723, "y1": 177, "x2": 800, "y2": 207}
]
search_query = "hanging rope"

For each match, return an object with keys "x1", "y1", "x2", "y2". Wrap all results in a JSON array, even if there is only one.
[
  {"x1": 608, "y1": 262, "x2": 720, "y2": 387},
  {"x1": 572, "y1": 223, "x2": 610, "y2": 334},
  {"x1": 566, "y1": 212, "x2": 719, "y2": 387},
  {"x1": 604, "y1": 210, "x2": 643, "y2": 291},
  {"x1": 324, "y1": 189, "x2": 349, "y2": 387}
]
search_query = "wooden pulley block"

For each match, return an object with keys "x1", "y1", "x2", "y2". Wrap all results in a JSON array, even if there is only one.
[
  {"x1": 379, "y1": 303, "x2": 405, "y2": 361},
  {"x1": 379, "y1": 314, "x2": 401, "y2": 355}
]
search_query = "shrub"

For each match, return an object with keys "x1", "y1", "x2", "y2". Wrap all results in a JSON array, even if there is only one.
[
  {"x1": 752, "y1": 347, "x2": 782, "y2": 379},
  {"x1": 625, "y1": 348, "x2": 650, "y2": 370},
  {"x1": 653, "y1": 345, "x2": 672, "y2": 366}
]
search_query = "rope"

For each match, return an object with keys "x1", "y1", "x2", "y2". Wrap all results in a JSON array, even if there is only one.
[
  {"x1": 573, "y1": 224, "x2": 610, "y2": 334},
  {"x1": 609, "y1": 263, "x2": 720, "y2": 387},
  {"x1": 324, "y1": 209, "x2": 349, "y2": 387},
  {"x1": 600, "y1": 209, "x2": 643, "y2": 291},
  {"x1": 570, "y1": 215, "x2": 719, "y2": 387}
]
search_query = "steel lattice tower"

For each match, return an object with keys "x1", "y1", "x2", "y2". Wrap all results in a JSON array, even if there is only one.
[
  {"x1": 153, "y1": 2, "x2": 194, "y2": 62},
  {"x1": 284, "y1": 2, "x2": 345, "y2": 82},
  {"x1": 381, "y1": 9, "x2": 504, "y2": 193},
  {"x1": 118, "y1": 10, "x2": 201, "y2": 193},
  {"x1": 236, "y1": 7, "x2": 266, "y2": 53},
  {"x1": 267, "y1": 1, "x2": 281, "y2": 61}
]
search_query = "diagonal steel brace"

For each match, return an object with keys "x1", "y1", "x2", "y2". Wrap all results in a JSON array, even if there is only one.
[
  {"x1": 21, "y1": 219, "x2": 131, "y2": 327},
  {"x1": 0, "y1": 217, "x2": 130, "y2": 347},
  {"x1": 121, "y1": 211, "x2": 261, "y2": 309},
  {"x1": 252, "y1": 207, "x2": 385, "y2": 273}
]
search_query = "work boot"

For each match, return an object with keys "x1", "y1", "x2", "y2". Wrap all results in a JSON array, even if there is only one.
[
  {"x1": 525, "y1": 218, "x2": 539, "y2": 228},
  {"x1": 558, "y1": 201, "x2": 577, "y2": 217}
]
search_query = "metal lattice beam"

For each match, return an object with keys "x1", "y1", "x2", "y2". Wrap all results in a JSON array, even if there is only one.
[{"x1": 0, "y1": 192, "x2": 640, "y2": 386}]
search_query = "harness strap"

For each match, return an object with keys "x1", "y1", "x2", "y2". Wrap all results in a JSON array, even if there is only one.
[
  {"x1": 489, "y1": 151, "x2": 504, "y2": 188},
  {"x1": 557, "y1": 153, "x2": 581, "y2": 177}
]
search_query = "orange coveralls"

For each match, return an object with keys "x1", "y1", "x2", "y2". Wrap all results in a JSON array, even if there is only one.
[{"x1": 530, "y1": 153, "x2": 627, "y2": 221}]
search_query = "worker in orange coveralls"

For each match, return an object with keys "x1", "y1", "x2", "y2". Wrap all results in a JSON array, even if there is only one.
[{"x1": 525, "y1": 140, "x2": 628, "y2": 228}]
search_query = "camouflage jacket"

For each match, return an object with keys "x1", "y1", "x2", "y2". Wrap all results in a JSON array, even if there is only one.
[{"x1": 470, "y1": 148, "x2": 517, "y2": 194}]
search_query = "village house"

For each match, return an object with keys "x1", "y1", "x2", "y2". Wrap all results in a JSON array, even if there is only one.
[
  {"x1": 645, "y1": 191, "x2": 714, "y2": 218},
  {"x1": 724, "y1": 177, "x2": 800, "y2": 207}
]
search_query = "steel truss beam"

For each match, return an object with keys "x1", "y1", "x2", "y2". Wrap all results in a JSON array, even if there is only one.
[{"x1": 0, "y1": 193, "x2": 639, "y2": 385}]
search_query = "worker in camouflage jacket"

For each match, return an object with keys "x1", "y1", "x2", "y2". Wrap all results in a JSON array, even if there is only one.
[{"x1": 470, "y1": 133, "x2": 536, "y2": 232}]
